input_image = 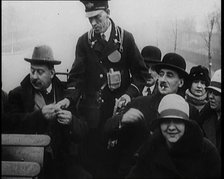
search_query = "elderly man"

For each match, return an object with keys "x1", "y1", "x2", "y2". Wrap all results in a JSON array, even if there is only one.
[
  {"x1": 141, "y1": 46, "x2": 162, "y2": 96},
  {"x1": 7, "y1": 45, "x2": 88, "y2": 179},
  {"x1": 200, "y1": 69, "x2": 221, "y2": 153},
  {"x1": 104, "y1": 52, "x2": 201, "y2": 178},
  {"x1": 56, "y1": 0, "x2": 147, "y2": 178}
]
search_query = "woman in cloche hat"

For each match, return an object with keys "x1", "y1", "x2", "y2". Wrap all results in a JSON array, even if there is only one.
[{"x1": 127, "y1": 94, "x2": 221, "y2": 179}]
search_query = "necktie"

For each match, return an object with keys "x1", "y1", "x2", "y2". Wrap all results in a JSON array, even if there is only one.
[
  {"x1": 147, "y1": 87, "x2": 151, "y2": 96},
  {"x1": 101, "y1": 33, "x2": 106, "y2": 41}
]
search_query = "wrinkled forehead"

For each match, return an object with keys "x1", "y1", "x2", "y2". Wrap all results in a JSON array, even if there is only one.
[
  {"x1": 30, "y1": 63, "x2": 54, "y2": 70},
  {"x1": 159, "y1": 68, "x2": 180, "y2": 77}
]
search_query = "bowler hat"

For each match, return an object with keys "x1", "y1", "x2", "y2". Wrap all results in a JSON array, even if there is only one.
[
  {"x1": 24, "y1": 45, "x2": 61, "y2": 65},
  {"x1": 80, "y1": 0, "x2": 109, "y2": 18},
  {"x1": 141, "y1": 46, "x2": 162, "y2": 66},
  {"x1": 206, "y1": 69, "x2": 221, "y2": 93},
  {"x1": 151, "y1": 94, "x2": 191, "y2": 130},
  {"x1": 155, "y1": 53, "x2": 188, "y2": 79},
  {"x1": 189, "y1": 65, "x2": 210, "y2": 87}
]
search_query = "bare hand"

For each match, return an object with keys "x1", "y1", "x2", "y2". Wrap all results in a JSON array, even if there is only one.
[
  {"x1": 56, "y1": 110, "x2": 72, "y2": 125},
  {"x1": 121, "y1": 108, "x2": 144, "y2": 124},
  {"x1": 55, "y1": 98, "x2": 70, "y2": 109},
  {"x1": 42, "y1": 104, "x2": 60, "y2": 121},
  {"x1": 117, "y1": 94, "x2": 131, "y2": 109}
]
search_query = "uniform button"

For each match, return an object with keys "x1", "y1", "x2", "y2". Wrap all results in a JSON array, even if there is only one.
[{"x1": 100, "y1": 74, "x2": 103, "y2": 78}]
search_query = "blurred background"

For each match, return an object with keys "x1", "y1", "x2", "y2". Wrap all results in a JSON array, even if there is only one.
[{"x1": 2, "y1": 0, "x2": 221, "y2": 93}]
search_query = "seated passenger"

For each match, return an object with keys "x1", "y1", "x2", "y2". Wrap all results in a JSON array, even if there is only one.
[
  {"x1": 7, "y1": 45, "x2": 89, "y2": 179},
  {"x1": 127, "y1": 94, "x2": 221, "y2": 179}
]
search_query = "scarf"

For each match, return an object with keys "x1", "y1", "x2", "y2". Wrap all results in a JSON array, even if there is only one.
[{"x1": 185, "y1": 89, "x2": 207, "y2": 110}]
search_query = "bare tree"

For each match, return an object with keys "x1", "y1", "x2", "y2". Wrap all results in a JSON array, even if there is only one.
[
  {"x1": 172, "y1": 19, "x2": 178, "y2": 53},
  {"x1": 201, "y1": 12, "x2": 216, "y2": 77}
]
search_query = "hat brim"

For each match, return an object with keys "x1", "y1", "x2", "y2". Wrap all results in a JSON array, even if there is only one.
[
  {"x1": 206, "y1": 86, "x2": 221, "y2": 93},
  {"x1": 144, "y1": 58, "x2": 162, "y2": 65},
  {"x1": 24, "y1": 58, "x2": 61, "y2": 65},
  {"x1": 150, "y1": 117, "x2": 191, "y2": 131},
  {"x1": 86, "y1": 10, "x2": 104, "y2": 18},
  {"x1": 155, "y1": 63, "x2": 188, "y2": 79}
]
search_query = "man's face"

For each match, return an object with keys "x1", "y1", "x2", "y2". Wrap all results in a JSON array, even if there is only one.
[
  {"x1": 190, "y1": 80, "x2": 206, "y2": 97},
  {"x1": 88, "y1": 10, "x2": 109, "y2": 34},
  {"x1": 160, "y1": 118, "x2": 185, "y2": 144},
  {"x1": 158, "y1": 68, "x2": 184, "y2": 95},
  {"x1": 146, "y1": 65, "x2": 159, "y2": 86},
  {"x1": 30, "y1": 64, "x2": 54, "y2": 91},
  {"x1": 207, "y1": 89, "x2": 221, "y2": 112}
]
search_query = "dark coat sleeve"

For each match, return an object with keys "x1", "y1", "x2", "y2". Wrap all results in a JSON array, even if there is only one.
[
  {"x1": 65, "y1": 35, "x2": 86, "y2": 105},
  {"x1": 7, "y1": 87, "x2": 47, "y2": 133},
  {"x1": 123, "y1": 31, "x2": 147, "y2": 98}
]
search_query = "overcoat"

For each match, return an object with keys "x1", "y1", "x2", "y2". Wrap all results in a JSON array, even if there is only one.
[
  {"x1": 200, "y1": 102, "x2": 221, "y2": 153},
  {"x1": 7, "y1": 74, "x2": 88, "y2": 178},
  {"x1": 64, "y1": 19, "x2": 147, "y2": 178},
  {"x1": 126, "y1": 121, "x2": 221, "y2": 179},
  {"x1": 103, "y1": 92, "x2": 201, "y2": 178},
  {"x1": 7, "y1": 74, "x2": 87, "y2": 144},
  {"x1": 65, "y1": 19, "x2": 147, "y2": 129}
]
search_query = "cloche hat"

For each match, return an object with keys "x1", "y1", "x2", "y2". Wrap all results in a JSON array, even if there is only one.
[
  {"x1": 206, "y1": 69, "x2": 221, "y2": 93},
  {"x1": 188, "y1": 65, "x2": 210, "y2": 87},
  {"x1": 151, "y1": 94, "x2": 190, "y2": 129}
]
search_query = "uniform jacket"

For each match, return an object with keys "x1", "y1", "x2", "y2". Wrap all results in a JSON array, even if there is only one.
[
  {"x1": 126, "y1": 121, "x2": 221, "y2": 179},
  {"x1": 65, "y1": 19, "x2": 147, "y2": 129},
  {"x1": 64, "y1": 19, "x2": 147, "y2": 178},
  {"x1": 200, "y1": 103, "x2": 221, "y2": 153},
  {"x1": 7, "y1": 74, "x2": 87, "y2": 158}
]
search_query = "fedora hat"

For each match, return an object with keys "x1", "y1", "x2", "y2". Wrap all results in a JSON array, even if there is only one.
[
  {"x1": 154, "y1": 53, "x2": 188, "y2": 79},
  {"x1": 141, "y1": 46, "x2": 162, "y2": 66},
  {"x1": 24, "y1": 45, "x2": 61, "y2": 65},
  {"x1": 80, "y1": 0, "x2": 109, "y2": 18}
]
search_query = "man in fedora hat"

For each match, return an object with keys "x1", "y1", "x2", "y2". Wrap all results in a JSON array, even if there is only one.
[
  {"x1": 7, "y1": 45, "x2": 89, "y2": 179},
  {"x1": 200, "y1": 69, "x2": 221, "y2": 153},
  {"x1": 56, "y1": 0, "x2": 147, "y2": 178},
  {"x1": 127, "y1": 94, "x2": 221, "y2": 178},
  {"x1": 104, "y1": 52, "x2": 201, "y2": 177},
  {"x1": 141, "y1": 46, "x2": 162, "y2": 96}
]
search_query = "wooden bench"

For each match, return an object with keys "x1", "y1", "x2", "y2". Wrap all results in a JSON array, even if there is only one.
[
  {"x1": 1, "y1": 161, "x2": 40, "y2": 179},
  {"x1": 1, "y1": 134, "x2": 51, "y2": 179}
]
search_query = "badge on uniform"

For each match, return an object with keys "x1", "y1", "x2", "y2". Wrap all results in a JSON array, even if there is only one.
[
  {"x1": 107, "y1": 68, "x2": 121, "y2": 91},
  {"x1": 108, "y1": 50, "x2": 121, "y2": 63}
]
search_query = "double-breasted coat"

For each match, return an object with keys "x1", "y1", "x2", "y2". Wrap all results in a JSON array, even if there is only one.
[
  {"x1": 65, "y1": 19, "x2": 147, "y2": 178},
  {"x1": 126, "y1": 121, "x2": 221, "y2": 179}
]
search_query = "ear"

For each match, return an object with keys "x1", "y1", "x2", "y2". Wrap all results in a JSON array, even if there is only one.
[
  {"x1": 106, "y1": 9, "x2": 110, "y2": 16},
  {"x1": 50, "y1": 68, "x2": 55, "y2": 79},
  {"x1": 178, "y1": 78, "x2": 184, "y2": 88}
]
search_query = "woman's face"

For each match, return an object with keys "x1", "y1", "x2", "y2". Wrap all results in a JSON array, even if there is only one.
[
  {"x1": 190, "y1": 80, "x2": 206, "y2": 97},
  {"x1": 160, "y1": 118, "x2": 185, "y2": 145}
]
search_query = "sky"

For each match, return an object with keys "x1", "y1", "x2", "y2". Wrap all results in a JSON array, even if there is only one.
[{"x1": 2, "y1": 0, "x2": 221, "y2": 92}]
